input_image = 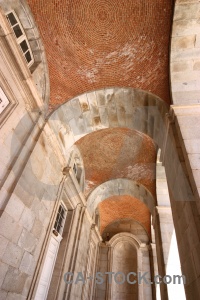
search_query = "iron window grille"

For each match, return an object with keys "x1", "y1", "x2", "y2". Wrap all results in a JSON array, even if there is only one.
[
  {"x1": 6, "y1": 11, "x2": 34, "y2": 67},
  {"x1": 53, "y1": 203, "x2": 67, "y2": 236}
]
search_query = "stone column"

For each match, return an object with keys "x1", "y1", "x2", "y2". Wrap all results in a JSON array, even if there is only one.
[
  {"x1": 156, "y1": 207, "x2": 185, "y2": 300},
  {"x1": 82, "y1": 224, "x2": 102, "y2": 300},
  {"x1": 162, "y1": 108, "x2": 200, "y2": 299},
  {"x1": 61, "y1": 204, "x2": 85, "y2": 300},
  {"x1": 155, "y1": 148, "x2": 186, "y2": 299},
  {"x1": 139, "y1": 244, "x2": 152, "y2": 300},
  {"x1": 150, "y1": 242, "x2": 160, "y2": 300},
  {"x1": 153, "y1": 209, "x2": 168, "y2": 300},
  {"x1": 94, "y1": 243, "x2": 109, "y2": 300}
]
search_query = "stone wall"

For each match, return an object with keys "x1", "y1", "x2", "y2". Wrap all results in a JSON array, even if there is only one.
[
  {"x1": 0, "y1": 10, "x2": 64, "y2": 298},
  {"x1": 95, "y1": 244, "x2": 109, "y2": 300},
  {"x1": 95, "y1": 233, "x2": 152, "y2": 300},
  {"x1": 102, "y1": 219, "x2": 149, "y2": 244},
  {"x1": 0, "y1": 0, "x2": 50, "y2": 105},
  {"x1": 169, "y1": 2, "x2": 200, "y2": 297},
  {"x1": 112, "y1": 241, "x2": 138, "y2": 299},
  {"x1": 171, "y1": 0, "x2": 200, "y2": 105},
  {"x1": 0, "y1": 121, "x2": 64, "y2": 300},
  {"x1": 162, "y1": 112, "x2": 200, "y2": 299}
]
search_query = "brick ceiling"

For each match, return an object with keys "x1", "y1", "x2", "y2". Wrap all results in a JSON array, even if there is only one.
[
  {"x1": 27, "y1": 0, "x2": 171, "y2": 233},
  {"x1": 27, "y1": 0, "x2": 174, "y2": 109},
  {"x1": 76, "y1": 128, "x2": 157, "y2": 197},
  {"x1": 98, "y1": 195, "x2": 151, "y2": 235}
]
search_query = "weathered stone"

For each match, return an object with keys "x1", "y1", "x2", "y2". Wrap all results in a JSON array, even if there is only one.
[
  {"x1": 0, "y1": 212, "x2": 16, "y2": 240},
  {"x1": 171, "y1": 35, "x2": 196, "y2": 49},
  {"x1": 31, "y1": 218, "x2": 43, "y2": 238},
  {"x1": 18, "y1": 229, "x2": 38, "y2": 254},
  {"x1": 22, "y1": 276, "x2": 32, "y2": 297},
  {"x1": 1, "y1": 266, "x2": 28, "y2": 294},
  {"x1": 0, "y1": 235, "x2": 9, "y2": 259},
  {"x1": 5, "y1": 292, "x2": 26, "y2": 300},
  {"x1": 0, "y1": 290, "x2": 7, "y2": 300},
  {"x1": 19, "y1": 208, "x2": 35, "y2": 231},
  {"x1": 194, "y1": 60, "x2": 200, "y2": 70},
  {"x1": 177, "y1": 115, "x2": 200, "y2": 139},
  {"x1": 2, "y1": 242, "x2": 24, "y2": 268},
  {"x1": 0, "y1": 261, "x2": 9, "y2": 287},
  {"x1": 174, "y1": 3, "x2": 200, "y2": 21},
  {"x1": 171, "y1": 60, "x2": 193, "y2": 72},
  {"x1": 19, "y1": 251, "x2": 34, "y2": 274},
  {"x1": 5, "y1": 194, "x2": 25, "y2": 222}
]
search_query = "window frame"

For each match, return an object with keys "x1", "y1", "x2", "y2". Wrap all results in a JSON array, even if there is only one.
[
  {"x1": 0, "y1": 87, "x2": 10, "y2": 115},
  {"x1": 0, "y1": 76, "x2": 18, "y2": 128},
  {"x1": 53, "y1": 201, "x2": 67, "y2": 237},
  {"x1": 6, "y1": 10, "x2": 34, "y2": 67}
]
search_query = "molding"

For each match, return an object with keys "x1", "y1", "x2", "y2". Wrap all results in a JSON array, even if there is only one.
[
  {"x1": 106, "y1": 232, "x2": 148, "y2": 300},
  {"x1": 160, "y1": 109, "x2": 174, "y2": 164},
  {"x1": 0, "y1": 8, "x2": 44, "y2": 111},
  {"x1": 108, "y1": 232, "x2": 142, "y2": 248},
  {"x1": 43, "y1": 122, "x2": 65, "y2": 166},
  {"x1": 27, "y1": 173, "x2": 68, "y2": 300},
  {"x1": 87, "y1": 178, "x2": 156, "y2": 216},
  {"x1": 90, "y1": 223, "x2": 102, "y2": 243},
  {"x1": 0, "y1": 69, "x2": 18, "y2": 127}
]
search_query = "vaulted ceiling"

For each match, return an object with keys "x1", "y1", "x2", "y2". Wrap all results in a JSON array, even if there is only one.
[
  {"x1": 27, "y1": 0, "x2": 174, "y2": 240},
  {"x1": 76, "y1": 128, "x2": 157, "y2": 197},
  {"x1": 76, "y1": 128, "x2": 155, "y2": 236},
  {"x1": 27, "y1": 0, "x2": 174, "y2": 109},
  {"x1": 98, "y1": 195, "x2": 151, "y2": 235}
]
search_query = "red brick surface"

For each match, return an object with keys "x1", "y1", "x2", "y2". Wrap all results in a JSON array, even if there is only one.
[
  {"x1": 99, "y1": 195, "x2": 151, "y2": 235},
  {"x1": 76, "y1": 128, "x2": 157, "y2": 197},
  {"x1": 27, "y1": 0, "x2": 174, "y2": 109}
]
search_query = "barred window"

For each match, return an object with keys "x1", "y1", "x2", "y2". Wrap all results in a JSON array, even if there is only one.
[
  {"x1": 54, "y1": 204, "x2": 67, "y2": 236},
  {"x1": 6, "y1": 11, "x2": 34, "y2": 67}
]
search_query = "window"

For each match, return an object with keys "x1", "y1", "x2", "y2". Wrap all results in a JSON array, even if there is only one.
[
  {"x1": 0, "y1": 82, "x2": 18, "y2": 127},
  {"x1": 6, "y1": 11, "x2": 34, "y2": 67},
  {"x1": 53, "y1": 203, "x2": 67, "y2": 236},
  {"x1": 73, "y1": 163, "x2": 77, "y2": 176},
  {"x1": 0, "y1": 87, "x2": 10, "y2": 114},
  {"x1": 73, "y1": 160, "x2": 81, "y2": 184}
]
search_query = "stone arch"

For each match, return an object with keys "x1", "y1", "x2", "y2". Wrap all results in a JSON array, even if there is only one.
[
  {"x1": 46, "y1": 87, "x2": 195, "y2": 221},
  {"x1": 47, "y1": 87, "x2": 196, "y2": 300},
  {"x1": 47, "y1": 87, "x2": 193, "y2": 210},
  {"x1": 98, "y1": 195, "x2": 151, "y2": 236},
  {"x1": 111, "y1": 240, "x2": 138, "y2": 299},
  {"x1": 47, "y1": 87, "x2": 168, "y2": 154},
  {"x1": 106, "y1": 232, "x2": 151, "y2": 300},
  {"x1": 76, "y1": 127, "x2": 157, "y2": 197},
  {"x1": 87, "y1": 178, "x2": 156, "y2": 217},
  {"x1": 102, "y1": 218, "x2": 149, "y2": 244},
  {"x1": 47, "y1": 86, "x2": 194, "y2": 218},
  {"x1": 108, "y1": 232, "x2": 142, "y2": 251}
]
